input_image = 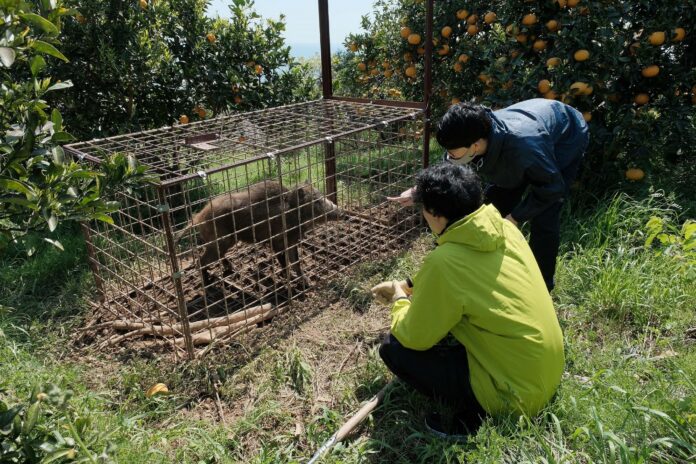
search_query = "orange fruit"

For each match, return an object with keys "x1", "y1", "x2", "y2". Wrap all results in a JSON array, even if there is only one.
[
  {"x1": 405, "y1": 66, "x2": 417, "y2": 78},
  {"x1": 516, "y1": 33, "x2": 528, "y2": 44},
  {"x1": 400, "y1": 26, "x2": 411, "y2": 39},
  {"x1": 478, "y1": 73, "x2": 492, "y2": 85},
  {"x1": 179, "y1": 115, "x2": 189, "y2": 124},
  {"x1": 672, "y1": 27, "x2": 686, "y2": 42},
  {"x1": 556, "y1": 0, "x2": 568, "y2": 7},
  {"x1": 522, "y1": 14, "x2": 538, "y2": 26},
  {"x1": 234, "y1": 95, "x2": 243, "y2": 104},
  {"x1": 76, "y1": 13, "x2": 87, "y2": 24},
  {"x1": 567, "y1": 0, "x2": 580, "y2": 7},
  {"x1": 146, "y1": 383, "x2": 169, "y2": 398},
  {"x1": 510, "y1": 49, "x2": 521, "y2": 59},
  {"x1": 383, "y1": 69, "x2": 393, "y2": 78},
  {"x1": 441, "y1": 26, "x2": 453, "y2": 38},
  {"x1": 357, "y1": 62, "x2": 366, "y2": 72},
  {"x1": 458, "y1": 53, "x2": 470, "y2": 63},
  {"x1": 641, "y1": 65, "x2": 659, "y2": 78},
  {"x1": 195, "y1": 106, "x2": 206, "y2": 118},
  {"x1": 484, "y1": 12, "x2": 497, "y2": 24},
  {"x1": 582, "y1": 112, "x2": 592, "y2": 122},
  {"x1": 648, "y1": 31, "x2": 665, "y2": 46},
  {"x1": 634, "y1": 93, "x2": 649, "y2": 105},
  {"x1": 370, "y1": 68, "x2": 379, "y2": 76},
  {"x1": 451, "y1": 97, "x2": 461, "y2": 105},
  {"x1": 438, "y1": 44, "x2": 451, "y2": 55},
  {"x1": 538, "y1": 79, "x2": 552, "y2": 94},
  {"x1": 467, "y1": 14, "x2": 479, "y2": 25},
  {"x1": 403, "y1": 52, "x2": 413, "y2": 61},
  {"x1": 570, "y1": 81, "x2": 591, "y2": 95},
  {"x1": 349, "y1": 42, "x2": 358, "y2": 52},
  {"x1": 139, "y1": 0, "x2": 147, "y2": 9},
  {"x1": 625, "y1": 168, "x2": 645, "y2": 181},
  {"x1": 574, "y1": 49, "x2": 590, "y2": 61},
  {"x1": 467, "y1": 24, "x2": 479, "y2": 35},
  {"x1": 546, "y1": 19, "x2": 560, "y2": 32},
  {"x1": 533, "y1": 40, "x2": 548, "y2": 52},
  {"x1": 456, "y1": 9, "x2": 469, "y2": 20},
  {"x1": 546, "y1": 57, "x2": 561, "y2": 68},
  {"x1": 407, "y1": 33, "x2": 421, "y2": 45},
  {"x1": 543, "y1": 90, "x2": 558, "y2": 100},
  {"x1": 453, "y1": 62, "x2": 463, "y2": 73},
  {"x1": 417, "y1": 46, "x2": 425, "y2": 55},
  {"x1": 206, "y1": 33, "x2": 216, "y2": 43}
]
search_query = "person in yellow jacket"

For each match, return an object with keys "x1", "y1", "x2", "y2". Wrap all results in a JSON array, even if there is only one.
[{"x1": 372, "y1": 163, "x2": 564, "y2": 437}]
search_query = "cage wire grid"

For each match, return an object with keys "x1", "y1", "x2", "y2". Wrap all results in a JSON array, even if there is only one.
[{"x1": 68, "y1": 99, "x2": 427, "y2": 359}]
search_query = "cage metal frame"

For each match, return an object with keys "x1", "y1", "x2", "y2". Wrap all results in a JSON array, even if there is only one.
[{"x1": 66, "y1": 1, "x2": 435, "y2": 360}]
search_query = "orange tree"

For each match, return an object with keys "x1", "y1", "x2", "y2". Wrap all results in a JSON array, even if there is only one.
[
  {"x1": 335, "y1": 0, "x2": 696, "y2": 184},
  {"x1": 1, "y1": 0, "x2": 149, "y2": 252},
  {"x1": 50, "y1": 0, "x2": 318, "y2": 139}
]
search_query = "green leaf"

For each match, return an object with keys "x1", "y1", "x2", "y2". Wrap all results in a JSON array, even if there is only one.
[
  {"x1": 19, "y1": 13, "x2": 60, "y2": 35},
  {"x1": 0, "y1": 47, "x2": 16, "y2": 67},
  {"x1": 30, "y1": 55, "x2": 47, "y2": 76},
  {"x1": 21, "y1": 401, "x2": 40, "y2": 436},
  {"x1": 51, "y1": 109, "x2": 63, "y2": 131},
  {"x1": 43, "y1": 238, "x2": 64, "y2": 251},
  {"x1": 51, "y1": 131, "x2": 76, "y2": 143},
  {"x1": 52, "y1": 146, "x2": 65, "y2": 165},
  {"x1": 0, "y1": 178, "x2": 33, "y2": 197},
  {"x1": 47, "y1": 214, "x2": 58, "y2": 232},
  {"x1": 46, "y1": 80, "x2": 73, "y2": 92},
  {"x1": 93, "y1": 213, "x2": 114, "y2": 224},
  {"x1": 31, "y1": 40, "x2": 69, "y2": 62}
]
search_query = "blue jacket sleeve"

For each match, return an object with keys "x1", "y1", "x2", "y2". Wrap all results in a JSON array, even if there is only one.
[{"x1": 510, "y1": 138, "x2": 566, "y2": 222}]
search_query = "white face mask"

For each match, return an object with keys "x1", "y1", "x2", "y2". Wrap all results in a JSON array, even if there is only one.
[{"x1": 446, "y1": 150, "x2": 476, "y2": 165}]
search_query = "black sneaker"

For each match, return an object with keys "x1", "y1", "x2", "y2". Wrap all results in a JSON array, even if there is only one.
[{"x1": 424, "y1": 411, "x2": 474, "y2": 440}]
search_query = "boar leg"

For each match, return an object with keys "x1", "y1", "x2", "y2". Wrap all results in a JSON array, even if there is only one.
[{"x1": 199, "y1": 236, "x2": 234, "y2": 286}]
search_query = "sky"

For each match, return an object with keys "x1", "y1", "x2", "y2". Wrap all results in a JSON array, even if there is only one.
[{"x1": 207, "y1": 0, "x2": 375, "y2": 55}]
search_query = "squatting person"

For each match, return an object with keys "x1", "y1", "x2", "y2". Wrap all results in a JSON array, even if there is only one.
[
  {"x1": 389, "y1": 98, "x2": 589, "y2": 291},
  {"x1": 373, "y1": 163, "x2": 565, "y2": 437}
]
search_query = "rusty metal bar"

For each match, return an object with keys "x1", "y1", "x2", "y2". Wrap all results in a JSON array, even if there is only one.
[
  {"x1": 157, "y1": 186, "x2": 195, "y2": 359},
  {"x1": 318, "y1": 0, "x2": 332, "y2": 98},
  {"x1": 81, "y1": 222, "x2": 105, "y2": 301},
  {"x1": 423, "y1": 0, "x2": 434, "y2": 168},
  {"x1": 330, "y1": 96, "x2": 425, "y2": 110}
]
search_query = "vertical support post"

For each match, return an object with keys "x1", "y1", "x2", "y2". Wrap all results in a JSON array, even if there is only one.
[
  {"x1": 422, "y1": 0, "x2": 434, "y2": 168},
  {"x1": 157, "y1": 186, "x2": 195, "y2": 360},
  {"x1": 324, "y1": 138, "x2": 337, "y2": 203},
  {"x1": 318, "y1": 0, "x2": 333, "y2": 99},
  {"x1": 273, "y1": 155, "x2": 296, "y2": 303},
  {"x1": 81, "y1": 222, "x2": 105, "y2": 302}
]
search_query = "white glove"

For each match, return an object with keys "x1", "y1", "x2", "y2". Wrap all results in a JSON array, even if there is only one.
[{"x1": 371, "y1": 280, "x2": 409, "y2": 305}]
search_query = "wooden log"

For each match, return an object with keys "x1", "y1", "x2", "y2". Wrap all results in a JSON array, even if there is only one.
[{"x1": 182, "y1": 305, "x2": 280, "y2": 346}]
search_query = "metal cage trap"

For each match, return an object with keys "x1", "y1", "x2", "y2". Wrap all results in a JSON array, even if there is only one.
[{"x1": 67, "y1": 1, "x2": 436, "y2": 360}]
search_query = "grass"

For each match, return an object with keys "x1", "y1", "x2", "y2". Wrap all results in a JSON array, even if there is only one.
[{"x1": 1, "y1": 190, "x2": 695, "y2": 463}]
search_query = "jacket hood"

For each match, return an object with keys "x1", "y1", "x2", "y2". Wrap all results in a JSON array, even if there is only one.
[{"x1": 437, "y1": 204, "x2": 505, "y2": 252}]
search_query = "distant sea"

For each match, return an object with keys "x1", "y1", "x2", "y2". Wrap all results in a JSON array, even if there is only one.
[{"x1": 289, "y1": 42, "x2": 342, "y2": 58}]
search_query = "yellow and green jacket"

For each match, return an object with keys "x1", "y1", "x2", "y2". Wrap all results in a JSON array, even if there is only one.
[{"x1": 390, "y1": 204, "x2": 564, "y2": 416}]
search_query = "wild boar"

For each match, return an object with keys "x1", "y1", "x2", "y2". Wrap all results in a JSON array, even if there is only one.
[{"x1": 178, "y1": 180, "x2": 342, "y2": 286}]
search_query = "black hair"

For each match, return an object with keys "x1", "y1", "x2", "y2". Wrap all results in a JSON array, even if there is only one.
[
  {"x1": 413, "y1": 163, "x2": 483, "y2": 223},
  {"x1": 436, "y1": 103, "x2": 492, "y2": 149}
]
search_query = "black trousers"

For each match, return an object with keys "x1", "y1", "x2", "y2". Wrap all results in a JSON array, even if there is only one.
[
  {"x1": 485, "y1": 154, "x2": 584, "y2": 291},
  {"x1": 379, "y1": 333, "x2": 486, "y2": 425}
]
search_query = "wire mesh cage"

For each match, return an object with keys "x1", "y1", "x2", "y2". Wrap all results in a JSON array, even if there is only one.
[{"x1": 67, "y1": 99, "x2": 426, "y2": 359}]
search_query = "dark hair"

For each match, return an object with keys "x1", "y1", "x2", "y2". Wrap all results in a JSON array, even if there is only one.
[
  {"x1": 436, "y1": 103, "x2": 492, "y2": 149},
  {"x1": 413, "y1": 163, "x2": 483, "y2": 223}
]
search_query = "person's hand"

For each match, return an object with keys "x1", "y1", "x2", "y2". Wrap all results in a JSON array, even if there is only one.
[
  {"x1": 386, "y1": 187, "x2": 415, "y2": 207},
  {"x1": 505, "y1": 214, "x2": 518, "y2": 226},
  {"x1": 371, "y1": 280, "x2": 409, "y2": 305}
]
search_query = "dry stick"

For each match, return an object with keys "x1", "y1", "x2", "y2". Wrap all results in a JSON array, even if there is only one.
[
  {"x1": 307, "y1": 380, "x2": 394, "y2": 464},
  {"x1": 99, "y1": 303, "x2": 272, "y2": 349},
  {"x1": 110, "y1": 303, "x2": 272, "y2": 334},
  {"x1": 212, "y1": 381, "x2": 227, "y2": 425},
  {"x1": 336, "y1": 340, "x2": 362, "y2": 377},
  {"x1": 175, "y1": 305, "x2": 279, "y2": 347}
]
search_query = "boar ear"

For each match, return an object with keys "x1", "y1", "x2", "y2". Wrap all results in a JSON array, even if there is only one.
[{"x1": 296, "y1": 186, "x2": 306, "y2": 202}]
